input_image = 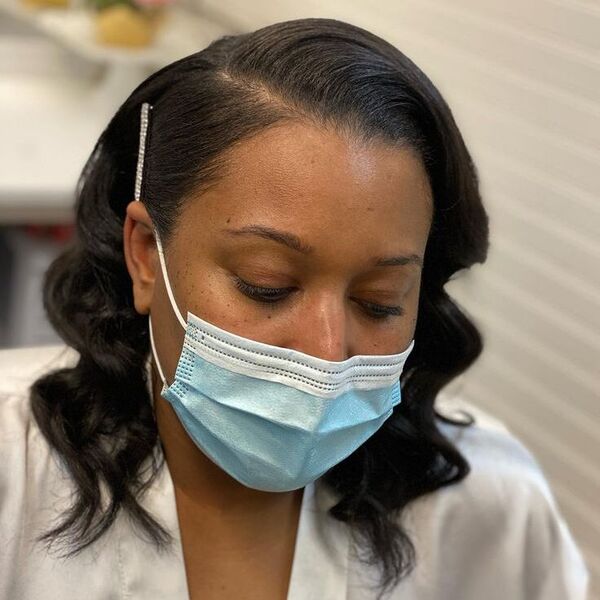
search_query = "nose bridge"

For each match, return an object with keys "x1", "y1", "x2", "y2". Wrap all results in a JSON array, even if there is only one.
[{"x1": 296, "y1": 293, "x2": 349, "y2": 362}]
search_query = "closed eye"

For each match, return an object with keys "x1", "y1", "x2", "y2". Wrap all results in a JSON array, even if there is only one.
[{"x1": 233, "y1": 277, "x2": 404, "y2": 321}]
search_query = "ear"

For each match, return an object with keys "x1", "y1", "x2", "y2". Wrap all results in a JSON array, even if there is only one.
[{"x1": 123, "y1": 200, "x2": 158, "y2": 315}]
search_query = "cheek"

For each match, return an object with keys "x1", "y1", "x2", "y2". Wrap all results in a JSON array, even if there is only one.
[
  {"x1": 364, "y1": 307, "x2": 418, "y2": 354},
  {"x1": 183, "y1": 266, "x2": 258, "y2": 335}
]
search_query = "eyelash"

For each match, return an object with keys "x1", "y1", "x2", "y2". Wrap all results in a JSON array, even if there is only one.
[{"x1": 233, "y1": 278, "x2": 404, "y2": 321}]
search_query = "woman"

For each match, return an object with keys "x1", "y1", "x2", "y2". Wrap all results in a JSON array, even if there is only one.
[{"x1": 0, "y1": 17, "x2": 589, "y2": 600}]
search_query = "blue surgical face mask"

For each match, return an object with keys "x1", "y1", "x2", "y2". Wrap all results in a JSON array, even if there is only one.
[{"x1": 148, "y1": 232, "x2": 415, "y2": 492}]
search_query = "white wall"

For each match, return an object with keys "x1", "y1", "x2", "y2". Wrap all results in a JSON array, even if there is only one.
[{"x1": 195, "y1": 0, "x2": 600, "y2": 595}]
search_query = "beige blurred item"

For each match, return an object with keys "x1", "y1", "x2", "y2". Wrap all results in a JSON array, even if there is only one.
[
  {"x1": 20, "y1": 0, "x2": 70, "y2": 8},
  {"x1": 95, "y1": 5, "x2": 166, "y2": 47}
]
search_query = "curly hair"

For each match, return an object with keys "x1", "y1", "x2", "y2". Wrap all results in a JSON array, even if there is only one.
[{"x1": 30, "y1": 17, "x2": 489, "y2": 599}]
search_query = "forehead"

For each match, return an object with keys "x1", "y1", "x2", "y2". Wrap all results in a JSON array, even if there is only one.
[{"x1": 178, "y1": 121, "x2": 433, "y2": 253}]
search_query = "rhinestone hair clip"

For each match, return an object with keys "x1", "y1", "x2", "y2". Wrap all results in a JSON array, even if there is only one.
[{"x1": 134, "y1": 102, "x2": 152, "y2": 202}]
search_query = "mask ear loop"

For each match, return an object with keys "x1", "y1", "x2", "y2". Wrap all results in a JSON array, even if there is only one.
[
  {"x1": 148, "y1": 314, "x2": 167, "y2": 392},
  {"x1": 154, "y1": 233, "x2": 187, "y2": 330}
]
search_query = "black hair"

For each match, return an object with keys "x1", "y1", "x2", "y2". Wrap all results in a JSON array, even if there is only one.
[{"x1": 31, "y1": 17, "x2": 489, "y2": 599}]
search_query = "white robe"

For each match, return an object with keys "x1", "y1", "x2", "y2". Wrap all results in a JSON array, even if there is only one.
[{"x1": 0, "y1": 345, "x2": 589, "y2": 599}]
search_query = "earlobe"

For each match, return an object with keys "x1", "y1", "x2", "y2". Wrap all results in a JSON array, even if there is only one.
[{"x1": 123, "y1": 200, "x2": 157, "y2": 315}]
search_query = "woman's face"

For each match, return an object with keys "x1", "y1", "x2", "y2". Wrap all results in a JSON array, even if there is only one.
[{"x1": 126, "y1": 121, "x2": 433, "y2": 382}]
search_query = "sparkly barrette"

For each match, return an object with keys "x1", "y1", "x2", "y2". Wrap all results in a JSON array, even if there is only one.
[{"x1": 134, "y1": 102, "x2": 152, "y2": 202}]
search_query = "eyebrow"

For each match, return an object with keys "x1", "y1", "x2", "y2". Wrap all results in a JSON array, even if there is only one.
[{"x1": 223, "y1": 224, "x2": 423, "y2": 268}]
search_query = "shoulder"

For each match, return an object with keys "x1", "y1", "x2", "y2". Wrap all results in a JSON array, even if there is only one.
[
  {"x1": 0, "y1": 344, "x2": 79, "y2": 399},
  {"x1": 0, "y1": 341, "x2": 78, "y2": 445},
  {"x1": 0, "y1": 344, "x2": 79, "y2": 496},
  {"x1": 0, "y1": 344, "x2": 78, "y2": 440},
  {"x1": 435, "y1": 394, "x2": 547, "y2": 489},
  {"x1": 0, "y1": 346, "x2": 77, "y2": 594},
  {"x1": 0, "y1": 346, "x2": 149, "y2": 599},
  {"x1": 0, "y1": 343, "x2": 79, "y2": 472},
  {"x1": 398, "y1": 395, "x2": 589, "y2": 599}
]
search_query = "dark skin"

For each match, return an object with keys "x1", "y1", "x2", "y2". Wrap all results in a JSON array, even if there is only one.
[{"x1": 123, "y1": 121, "x2": 433, "y2": 599}]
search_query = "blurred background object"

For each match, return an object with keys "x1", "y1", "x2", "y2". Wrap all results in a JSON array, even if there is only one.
[
  {"x1": 0, "y1": 0, "x2": 598, "y2": 597},
  {"x1": 0, "y1": 0, "x2": 233, "y2": 346},
  {"x1": 0, "y1": 225, "x2": 71, "y2": 346},
  {"x1": 89, "y1": 0, "x2": 176, "y2": 48},
  {"x1": 0, "y1": 0, "x2": 233, "y2": 225}
]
